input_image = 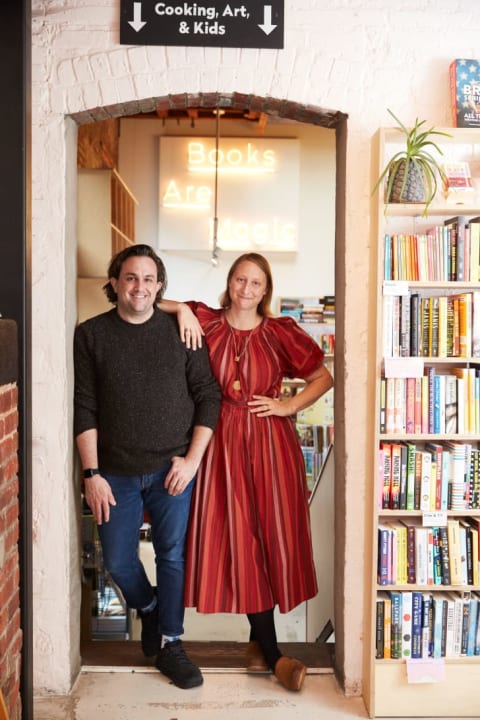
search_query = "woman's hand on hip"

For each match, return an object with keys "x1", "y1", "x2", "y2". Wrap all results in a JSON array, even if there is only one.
[{"x1": 248, "y1": 394, "x2": 293, "y2": 417}]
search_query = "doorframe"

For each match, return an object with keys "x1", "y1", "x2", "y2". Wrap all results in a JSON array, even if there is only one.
[{"x1": 71, "y1": 91, "x2": 348, "y2": 684}]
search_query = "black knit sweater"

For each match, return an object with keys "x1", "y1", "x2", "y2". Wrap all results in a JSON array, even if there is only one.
[{"x1": 73, "y1": 307, "x2": 221, "y2": 474}]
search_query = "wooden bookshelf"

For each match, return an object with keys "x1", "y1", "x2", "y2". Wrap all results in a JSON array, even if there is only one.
[{"x1": 365, "y1": 127, "x2": 480, "y2": 717}]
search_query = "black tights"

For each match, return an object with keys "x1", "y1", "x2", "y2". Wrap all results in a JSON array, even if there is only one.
[{"x1": 247, "y1": 608, "x2": 282, "y2": 670}]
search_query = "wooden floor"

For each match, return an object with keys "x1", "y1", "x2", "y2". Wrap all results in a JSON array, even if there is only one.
[{"x1": 81, "y1": 640, "x2": 335, "y2": 671}]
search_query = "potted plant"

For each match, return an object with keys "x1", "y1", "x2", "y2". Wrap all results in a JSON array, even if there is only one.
[{"x1": 372, "y1": 109, "x2": 452, "y2": 214}]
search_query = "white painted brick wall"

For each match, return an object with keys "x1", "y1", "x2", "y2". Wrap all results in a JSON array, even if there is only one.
[{"x1": 31, "y1": 0, "x2": 480, "y2": 697}]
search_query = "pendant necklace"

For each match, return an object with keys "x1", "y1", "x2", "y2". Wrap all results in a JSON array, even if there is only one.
[{"x1": 229, "y1": 324, "x2": 254, "y2": 392}]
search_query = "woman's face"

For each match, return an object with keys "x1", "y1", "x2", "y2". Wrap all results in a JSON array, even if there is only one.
[{"x1": 228, "y1": 260, "x2": 267, "y2": 312}]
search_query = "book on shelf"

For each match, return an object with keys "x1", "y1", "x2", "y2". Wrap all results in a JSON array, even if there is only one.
[
  {"x1": 389, "y1": 444, "x2": 402, "y2": 510},
  {"x1": 411, "y1": 590, "x2": 423, "y2": 659},
  {"x1": 385, "y1": 521, "x2": 408, "y2": 585},
  {"x1": 473, "y1": 592, "x2": 480, "y2": 655},
  {"x1": 438, "y1": 525, "x2": 451, "y2": 586},
  {"x1": 376, "y1": 596, "x2": 385, "y2": 658},
  {"x1": 444, "y1": 374, "x2": 458, "y2": 434},
  {"x1": 447, "y1": 519, "x2": 464, "y2": 585},
  {"x1": 376, "y1": 591, "x2": 392, "y2": 659},
  {"x1": 432, "y1": 527, "x2": 443, "y2": 585},
  {"x1": 379, "y1": 442, "x2": 392, "y2": 509},
  {"x1": 442, "y1": 167, "x2": 475, "y2": 206},
  {"x1": 389, "y1": 590, "x2": 403, "y2": 659},
  {"x1": 377, "y1": 524, "x2": 393, "y2": 585},
  {"x1": 460, "y1": 591, "x2": 472, "y2": 656},
  {"x1": 446, "y1": 591, "x2": 464, "y2": 656},
  {"x1": 425, "y1": 442, "x2": 443, "y2": 511},
  {"x1": 463, "y1": 517, "x2": 480, "y2": 585},
  {"x1": 432, "y1": 594, "x2": 445, "y2": 658},
  {"x1": 421, "y1": 592, "x2": 433, "y2": 658},
  {"x1": 473, "y1": 286, "x2": 480, "y2": 358},
  {"x1": 443, "y1": 592, "x2": 456, "y2": 657},
  {"x1": 401, "y1": 591, "x2": 413, "y2": 659},
  {"x1": 450, "y1": 59, "x2": 480, "y2": 128},
  {"x1": 404, "y1": 442, "x2": 416, "y2": 511},
  {"x1": 444, "y1": 216, "x2": 468, "y2": 280},
  {"x1": 466, "y1": 593, "x2": 479, "y2": 656}
]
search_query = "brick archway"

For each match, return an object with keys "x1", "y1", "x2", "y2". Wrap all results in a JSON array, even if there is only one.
[{"x1": 71, "y1": 91, "x2": 347, "y2": 129}]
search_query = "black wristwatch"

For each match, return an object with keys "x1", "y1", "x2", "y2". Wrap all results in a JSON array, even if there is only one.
[{"x1": 83, "y1": 468, "x2": 100, "y2": 479}]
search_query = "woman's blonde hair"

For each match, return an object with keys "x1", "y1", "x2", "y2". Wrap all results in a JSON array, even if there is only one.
[{"x1": 219, "y1": 253, "x2": 274, "y2": 317}]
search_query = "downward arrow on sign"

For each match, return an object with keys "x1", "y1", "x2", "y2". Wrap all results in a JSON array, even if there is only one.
[
  {"x1": 258, "y1": 5, "x2": 277, "y2": 36},
  {"x1": 128, "y1": 2, "x2": 147, "y2": 32}
]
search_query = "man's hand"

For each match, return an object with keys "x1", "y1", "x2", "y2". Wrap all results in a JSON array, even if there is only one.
[
  {"x1": 164, "y1": 456, "x2": 198, "y2": 496},
  {"x1": 84, "y1": 474, "x2": 116, "y2": 524}
]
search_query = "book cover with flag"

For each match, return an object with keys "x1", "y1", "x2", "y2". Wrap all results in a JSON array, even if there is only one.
[{"x1": 450, "y1": 59, "x2": 480, "y2": 127}]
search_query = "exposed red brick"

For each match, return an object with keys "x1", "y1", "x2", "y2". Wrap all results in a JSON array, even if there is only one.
[{"x1": 0, "y1": 372, "x2": 21, "y2": 719}]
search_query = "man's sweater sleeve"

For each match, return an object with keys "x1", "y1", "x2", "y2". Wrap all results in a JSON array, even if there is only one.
[
  {"x1": 73, "y1": 324, "x2": 98, "y2": 437},
  {"x1": 185, "y1": 344, "x2": 221, "y2": 430}
]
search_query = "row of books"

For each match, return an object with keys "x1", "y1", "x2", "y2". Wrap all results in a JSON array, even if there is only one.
[
  {"x1": 383, "y1": 215, "x2": 480, "y2": 282},
  {"x1": 383, "y1": 290, "x2": 480, "y2": 359},
  {"x1": 379, "y1": 440, "x2": 480, "y2": 511},
  {"x1": 376, "y1": 589, "x2": 480, "y2": 659},
  {"x1": 377, "y1": 518, "x2": 479, "y2": 586},
  {"x1": 306, "y1": 331, "x2": 335, "y2": 354},
  {"x1": 298, "y1": 423, "x2": 334, "y2": 491},
  {"x1": 380, "y1": 369, "x2": 479, "y2": 436},
  {"x1": 279, "y1": 296, "x2": 335, "y2": 324}
]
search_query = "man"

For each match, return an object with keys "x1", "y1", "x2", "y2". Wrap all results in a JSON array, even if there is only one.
[{"x1": 74, "y1": 244, "x2": 221, "y2": 689}]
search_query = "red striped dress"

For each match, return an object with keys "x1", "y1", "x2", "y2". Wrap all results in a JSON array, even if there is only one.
[{"x1": 184, "y1": 303, "x2": 325, "y2": 614}]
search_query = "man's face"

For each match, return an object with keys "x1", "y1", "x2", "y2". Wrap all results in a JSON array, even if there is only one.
[{"x1": 110, "y1": 255, "x2": 161, "y2": 324}]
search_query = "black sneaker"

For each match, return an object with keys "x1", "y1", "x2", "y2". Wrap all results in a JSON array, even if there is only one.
[
  {"x1": 155, "y1": 640, "x2": 203, "y2": 689},
  {"x1": 138, "y1": 603, "x2": 159, "y2": 658}
]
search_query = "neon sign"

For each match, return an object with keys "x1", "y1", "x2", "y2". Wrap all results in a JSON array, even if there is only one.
[{"x1": 158, "y1": 137, "x2": 299, "y2": 252}]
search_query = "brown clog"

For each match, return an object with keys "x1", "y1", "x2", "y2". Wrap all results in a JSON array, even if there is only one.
[
  {"x1": 245, "y1": 640, "x2": 270, "y2": 672},
  {"x1": 274, "y1": 656, "x2": 306, "y2": 691}
]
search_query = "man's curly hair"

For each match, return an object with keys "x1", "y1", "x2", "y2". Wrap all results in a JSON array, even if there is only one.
[{"x1": 103, "y1": 244, "x2": 167, "y2": 304}]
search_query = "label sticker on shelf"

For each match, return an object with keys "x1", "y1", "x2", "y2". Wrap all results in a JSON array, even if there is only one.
[
  {"x1": 406, "y1": 658, "x2": 446, "y2": 684},
  {"x1": 422, "y1": 511, "x2": 447, "y2": 527},
  {"x1": 383, "y1": 280, "x2": 409, "y2": 296},
  {"x1": 384, "y1": 357, "x2": 424, "y2": 378}
]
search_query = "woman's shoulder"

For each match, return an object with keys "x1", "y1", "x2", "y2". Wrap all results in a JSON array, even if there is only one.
[
  {"x1": 190, "y1": 302, "x2": 223, "y2": 324},
  {"x1": 263, "y1": 314, "x2": 299, "y2": 332}
]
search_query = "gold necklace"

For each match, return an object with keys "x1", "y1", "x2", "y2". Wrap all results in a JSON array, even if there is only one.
[{"x1": 229, "y1": 324, "x2": 254, "y2": 391}]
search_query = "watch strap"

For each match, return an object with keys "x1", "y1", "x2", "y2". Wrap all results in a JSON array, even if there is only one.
[{"x1": 83, "y1": 468, "x2": 100, "y2": 479}]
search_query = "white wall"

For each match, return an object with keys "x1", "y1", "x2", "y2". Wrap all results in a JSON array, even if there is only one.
[
  {"x1": 118, "y1": 118, "x2": 336, "y2": 307},
  {"x1": 31, "y1": 0, "x2": 480, "y2": 699}
]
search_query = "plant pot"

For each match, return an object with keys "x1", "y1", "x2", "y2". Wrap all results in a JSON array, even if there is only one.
[{"x1": 387, "y1": 159, "x2": 426, "y2": 203}]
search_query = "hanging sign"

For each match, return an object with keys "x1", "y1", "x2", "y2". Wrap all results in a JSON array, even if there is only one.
[{"x1": 120, "y1": 1, "x2": 284, "y2": 49}]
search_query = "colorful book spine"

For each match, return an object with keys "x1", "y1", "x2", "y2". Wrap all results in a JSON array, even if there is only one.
[
  {"x1": 411, "y1": 591, "x2": 423, "y2": 658},
  {"x1": 422, "y1": 592, "x2": 433, "y2": 657},
  {"x1": 401, "y1": 591, "x2": 413, "y2": 659},
  {"x1": 389, "y1": 590, "x2": 403, "y2": 659}
]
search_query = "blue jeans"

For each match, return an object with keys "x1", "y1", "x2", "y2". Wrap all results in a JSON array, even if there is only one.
[{"x1": 97, "y1": 462, "x2": 195, "y2": 637}]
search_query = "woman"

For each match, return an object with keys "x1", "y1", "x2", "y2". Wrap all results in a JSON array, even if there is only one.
[{"x1": 161, "y1": 253, "x2": 333, "y2": 691}]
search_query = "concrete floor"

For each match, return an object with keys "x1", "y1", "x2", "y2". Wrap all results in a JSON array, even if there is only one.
[
  {"x1": 33, "y1": 668, "x2": 474, "y2": 720},
  {"x1": 34, "y1": 669, "x2": 365, "y2": 720}
]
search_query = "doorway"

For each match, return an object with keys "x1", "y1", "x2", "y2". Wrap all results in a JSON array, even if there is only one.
[{"x1": 74, "y1": 92, "x2": 347, "y2": 672}]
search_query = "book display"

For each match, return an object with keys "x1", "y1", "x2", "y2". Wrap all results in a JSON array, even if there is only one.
[
  {"x1": 279, "y1": 297, "x2": 335, "y2": 491},
  {"x1": 366, "y1": 128, "x2": 480, "y2": 717}
]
